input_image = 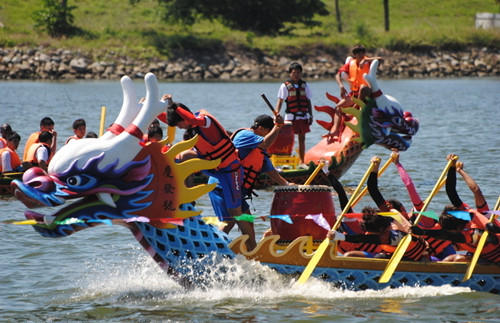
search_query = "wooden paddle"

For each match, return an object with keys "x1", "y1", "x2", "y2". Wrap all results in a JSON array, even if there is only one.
[
  {"x1": 303, "y1": 162, "x2": 325, "y2": 185},
  {"x1": 378, "y1": 155, "x2": 458, "y2": 283},
  {"x1": 99, "y1": 105, "x2": 107, "y2": 137},
  {"x1": 462, "y1": 195, "x2": 500, "y2": 281},
  {"x1": 296, "y1": 158, "x2": 378, "y2": 285},
  {"x1": 261, "y1": 94, "x2": 278, "y2": 116}
]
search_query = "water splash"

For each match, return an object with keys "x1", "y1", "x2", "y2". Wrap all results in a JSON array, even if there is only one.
[{"x1": 73, "y1": 246, "x2": 472, "y2": 305}]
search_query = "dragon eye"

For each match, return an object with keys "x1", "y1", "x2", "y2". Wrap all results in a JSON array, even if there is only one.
[
  {"x1": 65, "y1": 175, "x2": 95, "y2": 189},
  {"x1": 67, "y1": 176, "x2": 82, "y2": 186},
  {"x1": 392, "y1": 116, "x2": 402, "y2": 124}
]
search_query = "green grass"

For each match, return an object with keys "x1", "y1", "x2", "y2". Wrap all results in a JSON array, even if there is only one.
[{"x1": 0, "y1": 0, "x2": 499, "y2": 58}]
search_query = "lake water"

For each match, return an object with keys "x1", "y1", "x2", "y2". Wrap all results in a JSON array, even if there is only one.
[{"x1": 1, "y1": 78, "x2": 499, "y2": 321}]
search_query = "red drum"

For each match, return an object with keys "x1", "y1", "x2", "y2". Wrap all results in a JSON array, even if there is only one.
[
  {"x1": 270, "y1": 185, "x2": 336, "y2": 241},
  {"x1": 267, "y1": 124, "x2": 294, "y2": 155}
]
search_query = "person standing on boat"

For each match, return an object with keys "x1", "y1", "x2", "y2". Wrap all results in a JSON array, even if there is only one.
[
  {"x1": 330, "y1": 45, "x2": 382, "y2": 141},
  {"x1": 166, "y1": 99, "x2": 256, "y2": 250},
  {"x1": 0, "y1": 132, "x2": 22, "y2": 173},
  {"x1": 215, "y1": 114, "x2": 292, "y2": 241},
  {"x1": 24, "y1": 131, "x2": 53, "y2": 172},
  {"x1": 65, "y1": 119, "x2": 86, "y2": 144},
  {"x1": 0, "y1": 123, "x2": 13, "y2": 149},
  {"x1": 274, "y1": 62, "x2": 313, "y2": 165},
  {"x1": 23, "y1": 117, "x2": 57, "y2": 162}
]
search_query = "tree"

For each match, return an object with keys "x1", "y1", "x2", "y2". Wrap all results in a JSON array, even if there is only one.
[
  {"x1": 383, "y1": 0, "x2": 389, "y2": 31},
  {"x1": 33, "y1": 0, "x2": 77, "y2": 37},
  {"x1": 151, "y1": 0, "x2": 329, "y2": 35},
  {"x1": 334, "y1": 0, "x2": 342, "y2": 33}
]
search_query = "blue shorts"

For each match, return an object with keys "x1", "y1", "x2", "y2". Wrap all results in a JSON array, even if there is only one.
[{"x1": 206, "y1": 164, "x2": 243, "y2": 216}]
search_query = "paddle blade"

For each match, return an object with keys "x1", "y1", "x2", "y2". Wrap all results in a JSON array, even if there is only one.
[
  {"x1": 378, "y1": 234, "x2": 412, "y2": 283},
  {"x1": 296, "y1": 238, "x2": 330, "y2": 285}
]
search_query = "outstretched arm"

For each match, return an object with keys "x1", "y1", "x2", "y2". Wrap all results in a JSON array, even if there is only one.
[
  {"x1": 368, "y1": 156, "x2": 387, "y2": 210},
  {"x1": 328, "y1": 173, "x2": 352, "y2": 213},
  {"x1": 445, "y1": 154, "x2": 463, "y2": 208},
  {"x1": 392, "y1": 151, "x2": 423, "y2": 210},
  {"x1": 456, "y1": 161, "x2": 488, "y2": 211},
  {"x1": 258, "y1": 115, "x2": 284, "y2": 150}
]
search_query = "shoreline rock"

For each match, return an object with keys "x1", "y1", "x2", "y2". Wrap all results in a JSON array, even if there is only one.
[{"x1": 0, "y1": 46, "x2": 499, "y2": 81}]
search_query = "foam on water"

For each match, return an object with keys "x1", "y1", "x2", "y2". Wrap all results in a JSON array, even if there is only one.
[{"x1": 74, "y1": 247, "x2": 473, "y2": 305}]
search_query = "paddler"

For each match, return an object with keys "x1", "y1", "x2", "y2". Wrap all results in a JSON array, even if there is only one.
[
  {"x1": 0, "y1": 131, "x2": 22, "y2": 173},
  {"x1": 166, "y1": 97, "x2": 255, "y2": 250}
]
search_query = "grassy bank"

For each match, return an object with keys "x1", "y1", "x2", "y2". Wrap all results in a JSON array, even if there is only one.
[{"x1": 1, "y1": 0, "x2": 499, "y2": 59}]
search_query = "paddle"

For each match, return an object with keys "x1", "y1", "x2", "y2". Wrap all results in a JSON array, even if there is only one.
[
  {"x1": 304, "y1": 162, "x2": 325, "y2": 185},
  {"x1": 296, "y1": 158, "x2": 378, "y2": 285},
  {"x1": 261, "y1": 94, "x2": 278, "y2": 116},
  {"x1": 378, "y1": 155, "x2": 458, "y2": 283},
  {"x1": 462, "y1": 195, "x2": 500, "y2": 281},
  {"x1": 99, "y1": 105, "x2": 107, "y2": 137},
  {"x1": 351, "y1": 154, "x2": 394, "y2": 207}
]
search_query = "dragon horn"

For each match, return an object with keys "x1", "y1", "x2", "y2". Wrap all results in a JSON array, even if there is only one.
[
  {"x1": 363, "y1": 59, "x2": 380, "y2": 92},
  {"x1": 128, "y1": 73, "x2": 168, "y2": 133},
  {"x1": 101, "y1": 75, "x2": 140, "y2": 140}
]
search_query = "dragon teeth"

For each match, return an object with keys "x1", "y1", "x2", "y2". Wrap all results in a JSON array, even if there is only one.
[{"x1": 97, "y1": 192, "x2": 117, "y2": 208}]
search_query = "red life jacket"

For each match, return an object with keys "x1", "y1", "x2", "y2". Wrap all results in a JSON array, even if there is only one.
[
  {"x1": 455, "y1": 230, "x2": 500, "y2": 263},
  {"x1": 425, "y1": 236, "x2": 453, "y2": 258},
  {"x1": 284, "y1": 80, "x2": 310, "y2": 116},
  {"x1": 376, "y1": 236, "x2": 428, "y2": 261},
  {"x1": 231, "y1": 128, "x2": 266, "y2": 192},
  {"x1": 194, "y1": 112, "x2": 238, "y2": 171},
  {"x1": 0, "y1": 147, "x2": 21, "y2": 172},
  {"x1": 480, "y1": 237, "x2": 500, "y2": 263}
]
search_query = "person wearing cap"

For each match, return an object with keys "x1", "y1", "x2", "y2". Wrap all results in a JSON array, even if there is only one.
[
  {"x1": 0, "y1": 131, "x2": 22, "y2": 173},
  {"x1": 212, "y1": 114, "x2": 293, "y2": 244},
  {"x1": 274, "y1": 62, "x2": 313, "y2": 165},
  {"x1": 166, "y1": 98, "x2": 258, "y2": 250},
  {"x1": 0, "y1": 123, "x2": 13, "y2": 149}
]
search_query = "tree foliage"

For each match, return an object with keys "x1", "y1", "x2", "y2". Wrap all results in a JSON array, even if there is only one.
[
  {"x1": 33, "y1": 0, "x2": 77, "y2": 37},
  {"x1": 153, "y1": 0, "x2": 329, "y2": 35}
]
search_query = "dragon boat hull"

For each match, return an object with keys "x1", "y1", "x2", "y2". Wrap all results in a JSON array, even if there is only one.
[
  {"x1": 0, "y1": 172, "x2": 22, "y2": 196},
  {"x1": 230, "y1": 236, "x2": 500, "y2": 294}
]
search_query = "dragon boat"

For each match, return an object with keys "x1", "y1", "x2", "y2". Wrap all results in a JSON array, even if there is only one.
[{"x1": 12, "y1": 72, "x2": 497, "y2": 294}]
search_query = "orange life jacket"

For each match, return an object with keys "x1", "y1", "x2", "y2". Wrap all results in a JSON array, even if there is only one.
[
  {"x1": 285, "y1": 80, "x2": 310, "y2": 116},
  {"x1": 25, "y1": 142, "x2": 51, "y2": 164},
  {"x1": 0, "y1": 147, "x2": 21, "y2": 172},
  {"x1": 348, "y1": 57, "x2": 370, "y2": 94},
  {"x1": 65, "y1": 135, "x2": 80, "y2": 144},
  {"x1": 23, "y1": 131, "x2": 41, "y2": 161},
  {"x1": 194, "y1": 112, "x2": 238, "y2": 171}
]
